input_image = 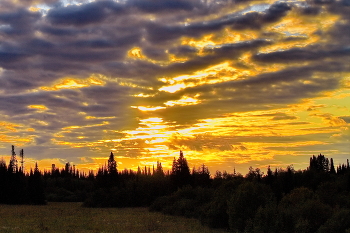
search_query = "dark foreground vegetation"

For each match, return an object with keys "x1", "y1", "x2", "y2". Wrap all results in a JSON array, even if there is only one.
[{"x1": 2, "y1": 146, "x2": 350, "y2": 232}]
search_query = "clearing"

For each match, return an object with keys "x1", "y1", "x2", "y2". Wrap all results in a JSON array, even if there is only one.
[{"x1": 0, "y1": 202, "x2": 226, "y2": 232}]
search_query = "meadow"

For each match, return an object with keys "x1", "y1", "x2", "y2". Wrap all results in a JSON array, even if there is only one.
[{"x1": 0, "y1": 202, "x2": 226, "y2": 233}]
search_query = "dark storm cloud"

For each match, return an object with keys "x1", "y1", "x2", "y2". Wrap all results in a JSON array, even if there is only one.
[
  {"x1": 300, "y1": 6, "x2": 321, "y2": 15},
  {"x1": 0, "y1": 8, "x2": 40, "y2": 26},
  {"x1": 39, "y1": 26, "x2": 82, "y2": 36},
  {"x1": 0, "y1": 0, "x2": 294, "y2": 85},
  {"x1": 0, "y1": 75, "x2": 36, "y2": 91},
  {"x1": 46, "y1": 0, "x2": 201, "y2": 27},
  {"x1": 0, "y1": 8, "x2": 41, "y2": 37},
  {"x1": 232, "y1": 2, "x2": 292, "y2": 30},
  {"x1": 0, "y1": 50, "x2": 29, "y2": 64},
  {"x1": 253, "y1": 47, "x2": 350, "y2": 63},
  {"x1": 162, "y1": 39, "x2": 270, "y2": 77},
  {"x1": 127, "y1": 0, "x2": 199, "y2": 12},
  {"x1": 168, "y1": 45, "x2": 198, "y2": 57},
  {"x1": 70, "y1": 32, "x2": 142, "y2": 49},
  {"x1": 263, "y1": 2, "x2": 291, "y2": 22},
  {"x1": 340, "y1": 116, "x2": 350, "y2": 123},
  {"x1": 252, "y1": 112, "x2": 298, "y2": 121},
  {"x1": 25, "y1": 38, "x2": 55, "y2": 51},
  {"x1": 146, "y1": 2, "x2": 292, "y2": 43},
  {"x1": 47, "y1": 1, "x2": 124, "y2": 26}
]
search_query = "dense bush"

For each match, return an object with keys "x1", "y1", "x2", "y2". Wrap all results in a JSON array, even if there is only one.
[
  {"x1": 149, "y1": 186, "x2": 213, "y2": 218},
  {"x1": 318, "y1": 208, "x2": 350, "y2": 233},
  {"x1": 149, "y1": 155, "x2": 350, "y2": 232},
  {"x1": 227, "y1": 182, "x2": 275, "y2": 232},
  {"x1": 277, "y1": 187, "x2": 332, "y2": 233}
]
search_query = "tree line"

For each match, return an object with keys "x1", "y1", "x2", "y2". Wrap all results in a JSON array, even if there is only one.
[
  {"x1": 0, "y1": 146, "x2": 45, "y2": 204},
  {"x1": 1, "y1": 145, "x2": 350, "y2": 232}
]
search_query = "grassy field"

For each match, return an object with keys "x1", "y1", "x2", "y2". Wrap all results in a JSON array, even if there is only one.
[{"x1": 0, "y1": 202, "x2": 226, "y2": 233}]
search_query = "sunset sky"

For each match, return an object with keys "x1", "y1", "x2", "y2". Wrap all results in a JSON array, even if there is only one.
[{"x1": 0, "y1": 0, "x2": 349, "y2": 174}]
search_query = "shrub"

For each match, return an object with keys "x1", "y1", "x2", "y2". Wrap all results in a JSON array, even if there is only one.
[
  {"x1": 318, "y1": 208, "x2": 350, "y2": 233},
  {"x1": 227, "y1": 182, "x2": 275, "y2": 232},
  {"x1": 277, "y1": 187, "x2": 332, "y2": 233}
]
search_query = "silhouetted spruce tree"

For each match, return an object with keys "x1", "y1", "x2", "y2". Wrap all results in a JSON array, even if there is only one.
[
  {"x1": 6, "y1": 145, "x2": 27, "y2": 204},
  {"x1": 330, "y1": 158, "x2": 336, "y2": 174},
  {"x1": 88, "y1": 170, "x2": 95, "y2": 180},
  {"x1": 8, "y1": 145, "x2": 17, "y2": 174},
  {"x1": 154, "y1": 161, "x2": 164, "y2": 177},
  {"x1": 171, "y1": 157, "x2": 177, "y2": 174},
  {"x1": 0, "y1": 158, "x2": 8, "y2": 203},
  {"x1": 19, "y1": 149, "x2": 24, "y2": 174},
  {"x1": 171, "y1": 150, "x2": 191, "y2": 188},
  {"x1": 108, "y1": 152, "x2": 117, "y2": 175},
  {"x1": 107, "y1": 151, "x2": 118, "y2": 185},
  {"x1": 64, "y1": 162, "x2": 72, "y2": 177},
  {"x1": 309, "y1": 154, "x2": 329, "y2": 172},
  {"x1": 94, "y1": 152, "x2": 118, "y2": 189},
  {"x1": 246, "y1": 166, "x2": 262, "y2": 182},
  {"x1": 96, "y1": 165, "x2": 108, "y2": 188},
  {"x1": 193, "y1": 164, "x2": 211, "y2": 187},
  {"x1": 137, "y1": 166, "x2": 142, "y2": 176},
  {"x1": 265, "y1": 165, "x2": 274, "y2": 186},
  {"x1": 28, "y1": 162, "x2": 46, "y2": 205}
]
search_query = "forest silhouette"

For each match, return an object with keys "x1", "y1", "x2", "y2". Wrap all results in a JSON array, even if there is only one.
[{"x1": 1, "y1": 145, "x2": 350, "y2": 232}]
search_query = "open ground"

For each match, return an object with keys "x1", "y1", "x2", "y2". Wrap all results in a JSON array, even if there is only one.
[{"x1": 0, "y1": 202, "x2": 226, "y2": 233}]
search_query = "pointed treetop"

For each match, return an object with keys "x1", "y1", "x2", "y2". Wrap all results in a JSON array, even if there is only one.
[
  {"x1": 11, "y1": 145, "x2": 15, "y2": 156},
  {"x1": 107, "y1": 151, "x2": 117, "y2": 175},
  {"x1": 109, "y1": 151, "x2": 114, "y2": 161},
  {"x1": 34, "y1": 162, "x2": 40, "y2": 174}
]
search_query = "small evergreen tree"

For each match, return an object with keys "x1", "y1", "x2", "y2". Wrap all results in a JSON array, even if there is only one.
[
  {"x1": 154, "y1": 161, "x2": 164, "y2": 177},
  {"x1": 171, "y1": 151, "x2": 191, "y2": 188},
  {"x1": 8, "y1": 145, "x2": 17, "y2": 173},
  {"x1": 107, "y1": 152, "x2": 117, "y2": 175},
  {"x1": 28, "y1": 162, "x2": 46, "y2": 205},
  {"x1": 0, "y1": 158, "x2": 8, "y2": 203},
  {"x1": 309, "y1": 154, "x2": 329, "y2": 172},
  {"x1": 19, "y1": 149, "x2": 24, "y2": 174},
  {"x1": 330, "y1": 158, "x2": 336, "y2": 174}
]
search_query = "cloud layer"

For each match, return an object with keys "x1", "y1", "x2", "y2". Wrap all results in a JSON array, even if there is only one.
[{"x1": 0, "y1": 0, "x2": 349, "y2": 173}]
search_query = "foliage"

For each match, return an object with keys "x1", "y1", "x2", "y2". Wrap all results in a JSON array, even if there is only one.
[
  {"x1": 170, "y1": 150, "x2": 191, "y2": 188},
  {"x1": 277, "y1": 187, "x2": 332, "y2": 233},
  {"x1": 318, "y1": 208, "x2": 350, "y2": 233},
  {"x1": 309, "y1": 154, "x2": 330, "y2": 172},
  {"x1": 149, "y1": 186, "x2": 213, "y2": 218},
  {"x1": 0, "y1": 146, "x2": 46, "y2": 205},
  {"x1": 227, "y1": 182, "x2": 275, "y2": 232}
]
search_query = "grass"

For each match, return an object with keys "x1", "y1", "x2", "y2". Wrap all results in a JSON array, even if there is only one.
[{"x1": 0, "y1": 202, "x2": 227, "y2": 233}]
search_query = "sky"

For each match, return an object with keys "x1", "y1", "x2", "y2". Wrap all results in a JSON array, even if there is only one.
[{"x1": 0, "y1": 0, "x2": 349, "y2": 174}]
